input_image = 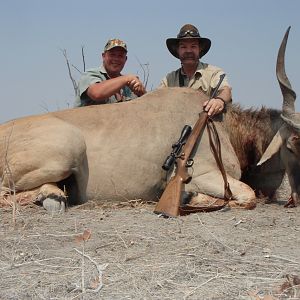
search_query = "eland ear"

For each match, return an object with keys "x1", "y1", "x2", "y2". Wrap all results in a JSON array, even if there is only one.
[{"x1": 257, "y1": 125, "x2": 289, "y2": 166}]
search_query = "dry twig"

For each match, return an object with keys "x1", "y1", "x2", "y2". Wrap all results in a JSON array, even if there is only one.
[
  {"x1": 197, "y1": 215, "x2": 239, "y2": 254},
  {"x1": 61, "y1": 49, "x2": 79, "y2": 97},
  {"x1": 1, "y1": 125, "x2": 17, "y2": 227},
  {"x1": 134, "y1": 56, "x2": 149, "y2": 89},
  {"x1": 183, "y1": 269, "x2": 220, "y2": 299},
  {"x1": 73, "y1": 248, "x2": 108, "y2": 293}
]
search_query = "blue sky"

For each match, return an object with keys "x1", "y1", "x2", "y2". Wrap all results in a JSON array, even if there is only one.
[{"x1": 1, "y1": 0, "x2": 299, "y2": 123}]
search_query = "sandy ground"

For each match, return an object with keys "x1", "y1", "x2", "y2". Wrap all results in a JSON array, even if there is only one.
[{"x1": 0, "y1": 199, "x2": 300, "y2": 300}]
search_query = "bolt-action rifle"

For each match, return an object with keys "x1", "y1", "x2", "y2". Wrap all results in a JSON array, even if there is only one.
[{"x1": 154, "y1": 74, "x2": 227, "y2": 217}]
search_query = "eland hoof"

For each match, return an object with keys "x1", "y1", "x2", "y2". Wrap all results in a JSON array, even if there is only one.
[{"x1": 42, "y1": 198, "x2": 66, "y2": 214}]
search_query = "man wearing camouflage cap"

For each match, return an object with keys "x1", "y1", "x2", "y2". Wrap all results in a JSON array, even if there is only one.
[
  {"x1": 160, "y1": 24, "x2": 232, "y2": 117},
  {"x1": 75, "y1": 39, "x2": 146, "y2": 106}
]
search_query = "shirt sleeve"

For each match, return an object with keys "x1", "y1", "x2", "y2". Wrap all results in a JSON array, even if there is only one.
[
  {"x1": 77, "y1": 69, "x2": 104, "y2": 97},
  {"x1": 157, "y1": 77, "x2": 168, "y2": 88},
  {"x1": 210, "y1": 69, "x2": 231, "y2": 90}
]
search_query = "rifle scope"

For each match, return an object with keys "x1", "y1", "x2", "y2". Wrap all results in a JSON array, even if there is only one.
[{"x1": 162, "y1": 125, "x2": 192, "y2": 171}]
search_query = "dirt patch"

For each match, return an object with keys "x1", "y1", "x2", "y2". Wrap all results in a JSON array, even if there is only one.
[{"x1": 0, "y1": 200, "x2": 300, "y2": 300}]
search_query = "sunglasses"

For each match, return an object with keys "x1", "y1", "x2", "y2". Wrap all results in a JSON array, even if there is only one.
[{"x1": 177, "y1": 29, "x2": 200, "y2": 38}]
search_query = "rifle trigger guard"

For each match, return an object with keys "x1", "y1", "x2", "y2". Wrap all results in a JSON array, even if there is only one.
[{"x1": 186, "y1": 159, "x2": 194, "y2": 168}]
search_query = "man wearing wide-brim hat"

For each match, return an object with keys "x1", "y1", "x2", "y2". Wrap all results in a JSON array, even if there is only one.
[{"x1": 159, "y1": 24, "x2": 232, "y2": 117}]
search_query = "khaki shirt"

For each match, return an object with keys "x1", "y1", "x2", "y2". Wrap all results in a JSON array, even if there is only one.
[{"x1": 159, "y1": 61, "x2": 231, "y2": 97}]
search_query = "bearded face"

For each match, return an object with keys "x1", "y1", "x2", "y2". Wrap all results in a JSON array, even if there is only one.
[{"x1": 177, "y1": 39, "x2": 201, "y2": 67}]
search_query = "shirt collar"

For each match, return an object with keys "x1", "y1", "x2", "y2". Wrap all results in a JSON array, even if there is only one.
[
  {"x1": 180, "y1": 61, "x2": 205, "y2": 76},
  {"x1": 100, "y1": 65, "x2": 110, "y2": 77},
  {"x1": 195, "y1": 61, "x2": 205, "y2": 75}
]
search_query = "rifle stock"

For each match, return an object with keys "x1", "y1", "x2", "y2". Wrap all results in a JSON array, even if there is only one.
[
  {"x1": 153, "y1": 175, "x2": 183, "y2": 217},
  {"x1": 154, "y1": 111, "x2": 208, "y2": 217}
]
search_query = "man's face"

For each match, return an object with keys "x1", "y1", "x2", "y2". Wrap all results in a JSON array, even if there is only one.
[
  {"x1": 102, "y1": 47, "x2": 127, "y2": 77},
  {"x1": 178, "y1": 39, "x2": 201, "y2": 66}
]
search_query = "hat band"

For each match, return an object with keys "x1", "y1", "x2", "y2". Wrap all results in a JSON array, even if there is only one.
[{"x1": 177, "y1": 29, "x2": 200, "y2": 39}]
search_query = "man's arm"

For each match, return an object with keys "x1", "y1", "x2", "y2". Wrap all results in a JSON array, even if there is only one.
[
  {"x1": 203, "y1": 85, "x2": 232, "y2": 116},
  {"x1": 87, "y1": 75, "x2": 145, "y2": 103}
]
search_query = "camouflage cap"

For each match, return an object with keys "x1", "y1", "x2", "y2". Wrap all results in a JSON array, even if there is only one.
[{"x1": 104, "y1": 39, "x2": 127, "y2": 52}]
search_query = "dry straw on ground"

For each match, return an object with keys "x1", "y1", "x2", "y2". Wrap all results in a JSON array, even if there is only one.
[{"x1": 0, "y1": 199, "x2": 299, "y2": 299}]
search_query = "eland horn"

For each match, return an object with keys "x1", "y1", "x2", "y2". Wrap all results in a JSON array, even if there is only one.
[{"x1": 277, "y1": 26, "x2": 300, "y2": 129}]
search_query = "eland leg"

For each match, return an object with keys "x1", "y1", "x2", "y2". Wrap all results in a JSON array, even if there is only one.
[{"x1": 188, "y1": 172, "x2": 256, "y2": 209}]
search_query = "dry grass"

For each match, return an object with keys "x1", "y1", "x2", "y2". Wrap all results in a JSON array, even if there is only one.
[{"x1": 0, "y1": 200, "x2": 300, "y2": 299}]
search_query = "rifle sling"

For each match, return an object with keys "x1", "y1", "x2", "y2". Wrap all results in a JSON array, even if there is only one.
[
  {"x1": 206, "y1": 118, "x2": 233, "y2": 201},
  {"x1": 179, "y1": 70, "x2": 185, "y2": 87}
]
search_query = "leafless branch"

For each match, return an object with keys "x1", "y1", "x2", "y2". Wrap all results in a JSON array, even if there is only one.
[
  {"x1": 61, "y1": 49, "x2": 79, "y2": 97},
  {"x1": 39, "y1": 101, "x2": 50, "y2": 113},
  {"x1": 134, "y1": 55, "x2": 150, "y2": 89},
  {"x1": 71, "y1": 64, "x2": 83, "y2": 75},
  {"x1": 81, "y1": 45, "x2": 86, "y2": 72}
]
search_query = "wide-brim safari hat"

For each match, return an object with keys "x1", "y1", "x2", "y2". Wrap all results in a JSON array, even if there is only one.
[{"x1": 166, "y1": 24, "x2": 211, "y2": 59}]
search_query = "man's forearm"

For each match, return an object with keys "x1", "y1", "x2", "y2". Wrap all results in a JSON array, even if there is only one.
[
  {"x1": 86, "y1": 77, "x2": 128, "y2": 102},
  {"x1": 216, "y1": 86, "x2": 232, "y2": 104}
]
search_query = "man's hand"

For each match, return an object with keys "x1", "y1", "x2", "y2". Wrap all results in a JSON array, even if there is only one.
[
  {"x1": 128, "y1": 78, "x2": 146, "y2": 96},
  {"x1": 126, "y1": 75, "x2": 146, "y2": 97},
  {"x1": 203, "y1": 97, "x2": 225, "y2": 116}
]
